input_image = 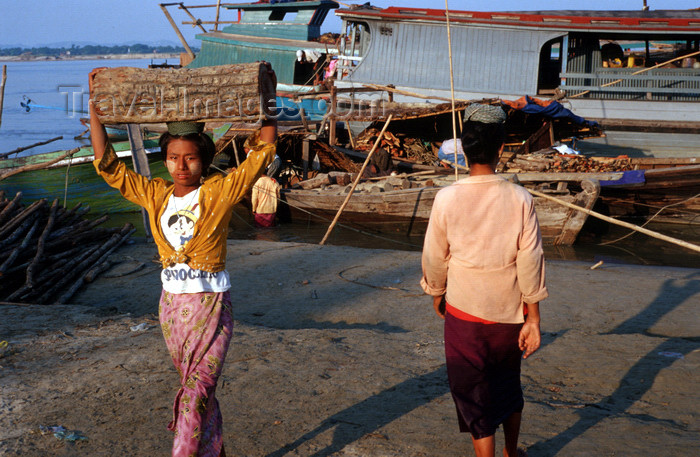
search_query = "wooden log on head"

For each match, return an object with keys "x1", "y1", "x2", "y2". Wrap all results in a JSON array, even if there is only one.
[{"x1": 91, "y1": 62, "x2": 278, "y2": 124}]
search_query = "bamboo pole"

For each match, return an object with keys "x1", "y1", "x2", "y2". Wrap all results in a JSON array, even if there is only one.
[
  {"x1": 0, "y1": 147, "x2": 79, "y2": 181},
  {"x1": 527, "y1": 188, "x2": 700, "y2": 254},
  {"x1": 361, "y1": 83, "x2": 471, "y2": 103},
  {"x1": 346, "y1": 121, "x2": 356, "y2": 149},
  {"x1": 0, "y1": 136, "x2": 63, "y2": 159},
  {"x1": 160, "y1": 4, "x2": 196, "y2": 60},
  {"x1": 320, "y1": 115, "x2": 393, "y2": 245},
  {"x1": 178, "y1": 2, "x2": 207, "y2": 33},
  {"x1": 0, "y1": 65, "x2": 6, "y2": 128},
  {"x1": 214, "y1": 0, "x2": 222, "y2": 31},
  {"x1": 444, "y1": 1, "x2": 459, "y2": 181},
  {"x1": 570, "y1": 49, "x2": 700, "y2": 99}
]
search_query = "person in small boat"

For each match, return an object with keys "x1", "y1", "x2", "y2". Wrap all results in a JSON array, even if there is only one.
[
  {"x1": 251, "y1": 174, "x2": 281, "y2": 228},
  {"x1": 421, "y1": 103, "x2": 548, "y2": 457},
  {"x1": 88, "y1": 67, "x2": 277, "y2": 457}
]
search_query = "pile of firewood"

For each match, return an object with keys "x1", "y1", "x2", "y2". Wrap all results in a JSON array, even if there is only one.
[
  {"x1": 355, "y1": 128, "x2": 435, "y2": 163},
  {"x1": 502, "y1": 151, "x2": 636, "y2": 173},
  {"x1": 0, "y1": 191, "x2": 134, "y2": 304}
]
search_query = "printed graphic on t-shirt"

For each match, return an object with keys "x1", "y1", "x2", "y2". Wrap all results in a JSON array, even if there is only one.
[{"x1": 166, "y1": 206, "x2": 198, "y2": 247}]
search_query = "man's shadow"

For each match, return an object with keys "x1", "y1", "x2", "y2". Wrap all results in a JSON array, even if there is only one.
[
  {"x1": 265, "y1": 331, "x2": 563, "y2": 457},
  {"x1": 265, "y1": 366, "x2": 448, "y2": 457},
  {"x1": 527, "y1": 271, "x2": 700, "y2": 456}
]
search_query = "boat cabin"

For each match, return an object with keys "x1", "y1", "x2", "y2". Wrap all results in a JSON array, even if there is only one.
[
  {"x1": 334, "y1": 7, "x2": 700, "y2": 127},
  {"x1": 186, "y1": 0, "x2": 339, "y2": 88}
]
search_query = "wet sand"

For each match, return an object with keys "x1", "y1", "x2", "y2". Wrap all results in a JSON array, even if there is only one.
[{"x1": 0, "y1": 239, "x2": 698, "y2": 456}]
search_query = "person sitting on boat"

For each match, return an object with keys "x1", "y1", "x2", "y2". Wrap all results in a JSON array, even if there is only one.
[
  {"x1": 437, "y1": 138, "x2": 466, "y2": 169},
  {"x1": 421, "y1": 103, "x2": 547, "y2": 457},
  {"x1": 88, "y1": 66, "x2": 277, "y2": 457},
  {"x1": 363, "y1": 147, "x2": 394, "y2": 177}
]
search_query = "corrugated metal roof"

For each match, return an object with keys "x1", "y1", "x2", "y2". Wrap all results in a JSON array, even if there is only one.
[{"x1": 337, "y1": 7, "x2": 700, "y2": 33}]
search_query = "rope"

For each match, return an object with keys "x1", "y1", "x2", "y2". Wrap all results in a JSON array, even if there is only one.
[
  {"x1": 599, "y1": 192, "x2": 700, "y2": 246},
  {"x1": 528, "y1": 188, "x2": 700, "y2": 254},
  {"x1": 63, "y1": 155, "x2": 73, "y2": 209}
]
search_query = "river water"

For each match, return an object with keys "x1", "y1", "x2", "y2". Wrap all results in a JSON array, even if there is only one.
[
  {"x1": 0, "y1": 58, "x2": 153, "y2": 156},
  {"x1": 1, "y1": 59, "x2": 698, "y2": 269}
]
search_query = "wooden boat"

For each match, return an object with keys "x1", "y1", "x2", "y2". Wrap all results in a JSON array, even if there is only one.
[
  {"x1": 333, "y1": 7, "x2": 700, "y2": 153},
  {"x1": 162, "y1": 1, "x2": 341, "y2": 121},
  {"x1": 281, "y1": 171, "x2": 601, "y2": 245},
  {"x1": 598, "y1": 164, "x2": 700, "y2": 224},
  {"x1": 499, "y1": 152, "x2": 700, "y2": 224},
  {"x1": 0, "y1": 139, "x2": 168, "y2": 214}
]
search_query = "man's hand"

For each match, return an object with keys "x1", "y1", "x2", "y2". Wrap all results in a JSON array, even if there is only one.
[
  {"x1": 432, "y1": 295, "x2": 446, "y2": 319},
  {"x1": 518, "y1": 319, "x2": 541, "y2": 359}
]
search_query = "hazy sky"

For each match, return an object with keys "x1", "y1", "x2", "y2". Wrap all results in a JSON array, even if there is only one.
[{"x1": 1, "y1": 0, "x2": 697, "y2": 47}]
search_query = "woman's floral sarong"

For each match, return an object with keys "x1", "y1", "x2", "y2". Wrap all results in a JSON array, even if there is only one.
[{"x1": 159, "y1": 290, "x2": 233, "y2": 457}]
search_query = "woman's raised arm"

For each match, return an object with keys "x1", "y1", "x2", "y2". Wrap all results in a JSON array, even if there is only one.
[{"x1": 88, "y1": 67, "x2": 108, "y2": 161}]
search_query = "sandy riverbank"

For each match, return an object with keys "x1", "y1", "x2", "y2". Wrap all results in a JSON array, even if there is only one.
[{"x1": 0, "y1": 239, "x2": 698, "y2": 456}]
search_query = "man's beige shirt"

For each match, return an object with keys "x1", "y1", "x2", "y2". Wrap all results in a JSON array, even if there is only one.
[{"x1": 421, "y1": 174, "x2": 548, "y2": 323}]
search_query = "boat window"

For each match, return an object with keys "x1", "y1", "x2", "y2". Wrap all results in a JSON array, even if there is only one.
[
  {"x1": 337, "y1": 21, "x2": 370, "y2": 79},
  {"x1": 537, "y1": 37, "x2": 564, "y2": 94},
  {"x1": 561, "y1": 34, "x2": 700, "y2": 101},
  {"x1": 269, "y1": 11, "x2": 298, "y2": 22}
]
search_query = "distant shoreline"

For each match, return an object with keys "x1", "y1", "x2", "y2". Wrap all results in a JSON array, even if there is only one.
[{"x1": 0, "y1": 52, "x2": 183, "y2": 63}]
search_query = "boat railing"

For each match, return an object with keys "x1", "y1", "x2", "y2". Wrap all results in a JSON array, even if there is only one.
[
  {"x1": 560, "y1": 68, "x2": 700, "y2": 101},
  {"x1": 335, "y1": 55, "x2": 363, "y2": 81}
]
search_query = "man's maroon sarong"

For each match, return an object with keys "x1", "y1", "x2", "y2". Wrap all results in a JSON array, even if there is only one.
[{"x1": 444, "y1": 309, "x2": 524, "y2": 439}]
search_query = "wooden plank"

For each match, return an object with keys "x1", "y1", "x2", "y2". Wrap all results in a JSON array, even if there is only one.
[
  {"x1": 91, "y1": 63, "x2": 277, "y2": 124},
  {"x1": 126, "y1": 125, "x2": 153, "y2": 239},
  {"x1": 0, "y1": 65, "x2": 6, "y2": 128}
]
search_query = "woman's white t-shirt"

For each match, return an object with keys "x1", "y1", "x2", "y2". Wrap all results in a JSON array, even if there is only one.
[{"x1": 159, "y1": 188, "x2": 231, "y2": 293}]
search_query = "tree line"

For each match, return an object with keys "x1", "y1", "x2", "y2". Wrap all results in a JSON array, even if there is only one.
[{"x1": 0, "y1": 43, "x2": 197, "y2": 57}]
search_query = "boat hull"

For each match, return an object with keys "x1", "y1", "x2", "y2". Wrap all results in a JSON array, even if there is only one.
[
  {"x1": 0, "y1": 142, "x2": 168, "y2": 214},
  {"x1": 281, "y1": 176, "x2": 600, "y2": 245}
]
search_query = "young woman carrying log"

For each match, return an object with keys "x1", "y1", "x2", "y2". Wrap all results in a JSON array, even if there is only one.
[{"x1": 89, "y1": 67, "x2": 277, "y2": 457}]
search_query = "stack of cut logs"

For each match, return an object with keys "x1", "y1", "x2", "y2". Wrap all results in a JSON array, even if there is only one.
[
  {"x1": 0, "y1": 191, "x2": 134, "y2": 304},
  {"x1": 502, "y1": 151, "x2": 636, "y2": 173},
  {"x1": 355, "y1": 128, "x2": 434, "y2": 163}
]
